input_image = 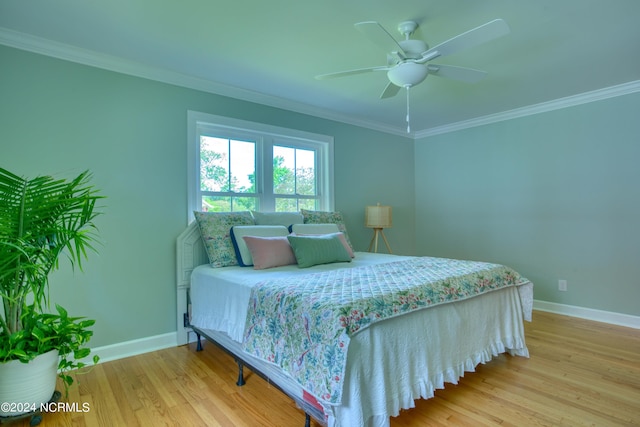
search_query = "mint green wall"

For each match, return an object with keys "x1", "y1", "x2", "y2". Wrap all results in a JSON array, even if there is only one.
[
  {"x1": 1, "y1": 45, "x2": 415, "y2": 347},
  {"x1": 415, "y1": 92, "x2": 640, "y2": 316},
  {"x1": 2, "y1": 43, "x2": 636, "y2": 351}
]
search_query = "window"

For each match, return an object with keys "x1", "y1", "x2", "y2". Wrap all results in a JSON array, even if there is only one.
[{"x1": 187, "y1": 111, "x2": 334, "y2": 219}]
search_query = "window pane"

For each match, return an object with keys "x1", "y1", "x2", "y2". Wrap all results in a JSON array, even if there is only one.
[
  {"x1": 200, "y1": 136, "x2": 229, "y2": 192},
  {"x1": 200, "y1": 137, "x2": 255, "y2": 193},
  {"x1": 273, "y1": 146, "x2": 295, "y2": 195},
  {"x1": 273, "y1": 146, "x2": 316, "y2": 197},
  {"x1": 230, "y1": 140, "x2": 255, "y2": 193},
  {"x1": 232, "y1": 196, "x2": 258, "y2": 211},
  {"x1": 298, "y1": 199, "x2": 317, "y2": 211},
  {"x1": 202, "y1": 195, "x2": 257, "y2": 212},
  {"x1": 296, "y1": 149, "x2": 316, "y2": 196},
  {"x1": 275, "y1": 198, "x2": 298, "y2": 212},
  {"x1": 202, "y1": 195, "x2": 231, "y2": 212}
]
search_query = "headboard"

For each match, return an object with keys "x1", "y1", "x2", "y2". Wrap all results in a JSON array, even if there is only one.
[{"x1": 176, "y1": 220, "x2": 209, "y2": 345}]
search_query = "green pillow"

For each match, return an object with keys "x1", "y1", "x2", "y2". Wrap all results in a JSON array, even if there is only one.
[{"x1": 287, "y1": 234, "x2": 352, "y2": 268}]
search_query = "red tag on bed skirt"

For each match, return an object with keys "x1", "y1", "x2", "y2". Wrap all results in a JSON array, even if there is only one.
[{"x1": 303, "y1": 390, "x2": 324, "y2": 413}]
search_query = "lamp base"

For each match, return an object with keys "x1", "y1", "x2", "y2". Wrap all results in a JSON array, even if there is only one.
[{"x1": 368, "y1": 228, "x2": 392, "y2": 254}]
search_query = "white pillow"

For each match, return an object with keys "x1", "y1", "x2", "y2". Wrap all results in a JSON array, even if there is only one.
[
  {"x1": 290, "y1": 223, "x2": 340, "y2": 235},
  {"x1": 251, "y1": 211, "x2": 304, "y2": 227},
  {"x1": 230, "y1": 225, "x2": 290, "y2": 266}
]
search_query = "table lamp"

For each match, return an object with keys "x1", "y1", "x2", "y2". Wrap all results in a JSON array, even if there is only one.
[{"x1": 365, "y1": 203, "x2": 392, "y2": 253}]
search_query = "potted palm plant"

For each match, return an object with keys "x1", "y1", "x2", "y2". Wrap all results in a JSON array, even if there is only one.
[{"x1": 0, "y1": 167, "x2": 102, "y2": 417}]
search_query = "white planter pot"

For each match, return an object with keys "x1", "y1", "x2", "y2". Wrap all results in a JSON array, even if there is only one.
[{"x1": 0, "y1": 349, "x2": 59, "y2": 417}]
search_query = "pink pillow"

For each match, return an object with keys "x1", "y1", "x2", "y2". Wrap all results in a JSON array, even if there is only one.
[
  {"x1": 290, "y1": 232, "x2": 354, "y2": 258},
  {"x1": 242, "y1": 235, "x2": 297, "y2": 270}
]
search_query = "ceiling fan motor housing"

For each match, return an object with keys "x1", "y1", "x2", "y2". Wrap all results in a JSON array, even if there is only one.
[
  {"x1": 387, "y1": 62, "x2": 428, "y2": 87},
  {"x1": 398, "y1": 39, "x2": 428, "y2": 59}
]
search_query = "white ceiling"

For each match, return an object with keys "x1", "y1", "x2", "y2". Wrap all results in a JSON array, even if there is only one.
[{"x1": 1, "y1": 0, "x2": 639, "y2": 137}]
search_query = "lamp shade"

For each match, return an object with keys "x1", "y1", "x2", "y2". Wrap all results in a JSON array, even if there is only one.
[{"x1": 365, "y1": 204, "x2": 392, "y2": 228}]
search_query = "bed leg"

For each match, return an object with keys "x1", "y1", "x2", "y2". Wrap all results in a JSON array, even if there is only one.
[
  {"x1": 196, "y1": 333, "x2": 203, "y2": 351},
  {"x1": 236, "y1": 360, "x2": 246, "y2": 386},
  {"x1": 304, "y1": 413, "x2": 310, "y2": 427}
]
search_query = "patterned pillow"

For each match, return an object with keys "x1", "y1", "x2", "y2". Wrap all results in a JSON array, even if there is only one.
[
  {"x1": 300, "y1": 209, "x2": 353, "y2": 250},
  {"x1": 193, "y1": 211, "x2": 254, "y2": 267}
]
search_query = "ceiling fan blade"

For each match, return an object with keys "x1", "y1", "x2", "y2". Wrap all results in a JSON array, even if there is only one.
[
  {"x1": 420, "y1": 19, "x2": 510, "y2": 62},
  {"x1": 427, "y1": 64, "x2": 487, "y2": 83},
  {"x1": 355, "y1": 21, "x2": 406, "y2": 58},
  {"x1": 380, "y1": 82, "x2": 401, "y2": 99},
  {"x1": 315, "y1": 66, "x2": 389, "y2": 80}
]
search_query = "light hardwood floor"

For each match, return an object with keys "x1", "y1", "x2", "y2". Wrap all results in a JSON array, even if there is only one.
[{"x1": 9, "y1": 311, "x2": 640, "y2": 426}]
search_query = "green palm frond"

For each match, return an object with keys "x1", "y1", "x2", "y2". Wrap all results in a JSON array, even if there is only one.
[{"x1": 0, "y1": 167, "x2": 103, "y2": 336}]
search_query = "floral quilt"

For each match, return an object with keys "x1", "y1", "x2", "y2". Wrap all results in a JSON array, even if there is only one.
[{"x1": 242, "y1": 256, "x2": 528, "y2": 405}]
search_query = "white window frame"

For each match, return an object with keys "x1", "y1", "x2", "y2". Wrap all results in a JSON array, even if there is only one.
[{"x1": 187, "y1": 111, "x2": 334, "y2": 221}]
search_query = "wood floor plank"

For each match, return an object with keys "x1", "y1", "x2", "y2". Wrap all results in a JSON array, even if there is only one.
[{"x1": 8, "y1": 310, "x2": 639, "y2": 426}]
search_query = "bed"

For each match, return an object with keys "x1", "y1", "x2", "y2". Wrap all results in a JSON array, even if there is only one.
[{"x1": 176, "y1": 212, "x2": 533, "y2": 427}]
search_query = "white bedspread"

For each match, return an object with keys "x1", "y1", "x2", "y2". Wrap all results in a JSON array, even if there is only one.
[{"x1": 336, "y1": 284, "x2": 529, "y2": 427}]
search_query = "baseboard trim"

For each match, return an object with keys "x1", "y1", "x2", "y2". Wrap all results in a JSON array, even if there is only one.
[
  {"x1": 534, "y1": 300, "x2": 640, "y2": 329},
  {"x1": 83, "y1": 332, "x2": 178, "y2": 365}
]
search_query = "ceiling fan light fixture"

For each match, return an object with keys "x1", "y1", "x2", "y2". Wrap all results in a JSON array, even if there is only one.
[{"x1": 387, "y1": 62, "x2": 428, "y2": 87}]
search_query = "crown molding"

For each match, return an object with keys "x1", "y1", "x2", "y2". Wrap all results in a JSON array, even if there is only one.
[
  {"x1": 3, "y1": 27, "x2": 636, "y2": 140},
  {"x1": 0, "y1": 27, "x2": 407, "y2": 137},
  {"x1": 415, "y1": 80, "x2": 640, "y2": 139}
]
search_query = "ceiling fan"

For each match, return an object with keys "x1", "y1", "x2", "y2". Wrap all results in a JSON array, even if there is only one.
[{"x1": 315, "y1": 19, "x2": 510, "y2": 132}]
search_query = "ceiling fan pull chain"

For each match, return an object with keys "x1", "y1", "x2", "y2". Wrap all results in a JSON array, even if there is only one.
[{"x1": 406, "y1": 85, "x2": 411, "y2": 133}]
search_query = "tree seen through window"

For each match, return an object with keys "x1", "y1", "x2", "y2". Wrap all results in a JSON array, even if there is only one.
[{"x1": 199, "y1": 138, "x2": 317, "y2": 212}]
